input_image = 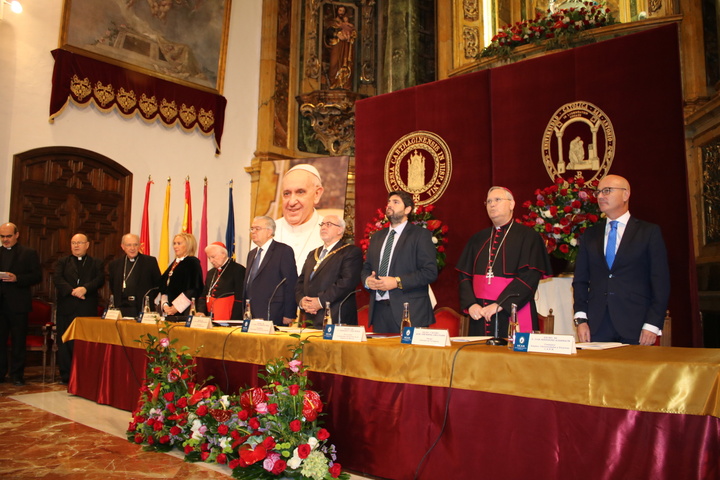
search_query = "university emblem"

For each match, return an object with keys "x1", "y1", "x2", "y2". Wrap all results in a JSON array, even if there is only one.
[
  {"x1": 541, "y1": 101, "x2": 615, "y2": 183},
  {"x1": 385, "y1": 130, "x2": 452, "y2": 205}
]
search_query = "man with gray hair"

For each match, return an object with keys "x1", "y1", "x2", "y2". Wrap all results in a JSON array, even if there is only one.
[
  {"x1": 274, "y1": 164, "x2": 325, "y2": 274},
  {"x1": 196, "y1": 242, "x2": 246, "y2": 320},
  {"x1": 296, "y1": 215, "x2": 362, "y2": 328},
  {"x1": 108, "y1": 233, "x2": 161, "y2": 317},
  {"x1": 456, "y1": 186, "x2": 551, "y2": 336},
  {"x1": 243, "y1": 216, "x2": 297, "y2": 325}
]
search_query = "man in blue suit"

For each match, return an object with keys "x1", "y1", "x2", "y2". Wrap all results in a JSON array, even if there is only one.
[
  {"x1": 361, "y1": 191, "x2": 438, "y2": 333},
  {"x1": 244, "y1": 216, "x2": 297, "y2": 325},
  {"x1": 573, "y1": 175, "x2": 670, "y2": 345}
]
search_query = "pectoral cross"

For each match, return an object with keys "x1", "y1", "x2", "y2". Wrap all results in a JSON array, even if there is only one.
[{"x1": 486, "y1": 269, "x2": 494, "y2": 284}]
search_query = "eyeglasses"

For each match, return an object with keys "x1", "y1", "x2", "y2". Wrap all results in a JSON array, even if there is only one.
[
  {"x1": 71, "y1": 241, "x2": 88, "y2": 246},
  {"x1": 593, "y1": 187, "x2": 627, "y2": 198},
  {"x1": 249, "y1": 226, "x2": 269, "y2": 232},
  {"x1": 484, "y1": 198, "x2": 510, "y2": 206},
  {"x1": 319, "y1": 222, "x2": 340, "y2": 228}
]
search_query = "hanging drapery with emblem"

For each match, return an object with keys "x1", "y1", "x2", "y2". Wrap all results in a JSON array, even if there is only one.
[{"x1": 49, "y1": 49, "x2": 227, "y2": 153}]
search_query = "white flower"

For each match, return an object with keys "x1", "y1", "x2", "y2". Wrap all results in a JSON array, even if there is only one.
[
  {"x1": 287, "y1": 448, "x2": 303, "y2": 469},
  {"x1": 570, "y1": 238, "x2": 578, "y2": 247},
  {"x1": 220, "y1": 395, "x2": 230, "y2": 408},
  {"x1": 432, "y1": 236, "x2": 438, "y2": 244},
  {"x1": 541, "y1": 209, "x2": 553, "y2": 218},
  {"x1": 190, "y1": 418, "x2": 206, "y2": 440},
  {"x1": 308, "y1": 437, "x2": 319, "y2": 449},
  {"x1": 219, "y1": 436, "x2": 231, "y2": 450}
]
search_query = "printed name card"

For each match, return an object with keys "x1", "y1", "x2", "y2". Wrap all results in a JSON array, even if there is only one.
[
  {"x1": 400, "y1": 327, "x2": 451, "y2": 347},
  {"x1": 513, "y1": 333, "x2": 576, "y2": 355},
  {"x1": 187, "y1": 316, "x2": 212, "y2": 329},
  {"x1": 103, "y1": 308, "x2": 122, "y2": 320},
  {"x1": 138, "y1": 312, "x2": 161, "y2": 324},
  {"x1": 322, "y1": 325, "x2": 367, "y2": 342},
  {"x1": 242, "y1": 319, "x2": 275, "y2": 335}
]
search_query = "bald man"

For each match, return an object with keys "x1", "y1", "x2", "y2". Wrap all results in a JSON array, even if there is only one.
[
  {"x1": 573, "y1": 175, "x2": 670, "y2": 345},
  {"x1": 0, "y1": 222, "x2": 41, "y2": 386},
  {"x1": 196, "y1": 242, "x2": 246, "y2": 320},
  {"x1": 108, "y1": 234, "x2": 161, "y2": 317},
  {"x1": 274, "y1": 164, "x2": 325, "y2": 274}
]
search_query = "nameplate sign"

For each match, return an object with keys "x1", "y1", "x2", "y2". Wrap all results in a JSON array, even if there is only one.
[
  {"x1": 513, "y1": 333, "x2": 576, "y2": 355},
  {"x1": 187, "y1": 316, "x2": 212, "y2": 329},
  {"x1": 103, "y1": 308, "x2": 122, "y2": 320},
  {"x1": 400, "y1": 327, "x2": 451, "y2": 347},
  {"x1": 242, "y1": 319, "x2": 275, "y2": 334},
  {"x1": 138, "y1": 312, "x2": 161, "y2": 324},
  {"x1": 322, "y1": 325, "x2": 367, "y2": 342}
]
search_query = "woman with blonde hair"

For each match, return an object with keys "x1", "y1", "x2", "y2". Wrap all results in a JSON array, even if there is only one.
[{"x1": 159, "y1": 232, "x2": 203, "y2": 316}]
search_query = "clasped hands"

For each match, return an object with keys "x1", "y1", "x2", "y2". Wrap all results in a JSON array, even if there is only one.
[
  {"x1": 300, "y1": 296, "x2": 323, "y2": 315},
  {"x1": 468, "y1": 302, "x2": 502, "y2": 322},
  {"x1": 71, "y1": 286, "x2": 87, "y2": 300},
  {"x1": 366, "y1": 271, "x2": 398, "y2": 291}
]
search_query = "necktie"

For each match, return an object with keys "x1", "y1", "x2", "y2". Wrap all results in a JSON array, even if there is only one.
[
  {"x1": 606, "y1": 221, "x2": 618, "y2": 268},
  {"x1": 377, "y1": 230, "x2": 396, "y2": 293},
  {"x1": 247, "y1": 247, "x2": 262, "y2": 290}
]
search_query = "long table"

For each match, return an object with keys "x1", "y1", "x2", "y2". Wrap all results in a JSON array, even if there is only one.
[{"x1": 64, "y1": 317, "x2": 720, "y2": 480}]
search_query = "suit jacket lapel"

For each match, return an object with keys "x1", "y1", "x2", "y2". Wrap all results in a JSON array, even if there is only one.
[
  {"x1": 614, "y1": 216, "x2": 639, "y2": 266},
  {"x1": 312, "y1": 243, "x2": 344, "y2": 279}
]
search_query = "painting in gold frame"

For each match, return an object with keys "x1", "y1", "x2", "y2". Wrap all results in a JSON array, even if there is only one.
[{"x1": 59, "y1": 0, "x2": 232, "y2": 94}]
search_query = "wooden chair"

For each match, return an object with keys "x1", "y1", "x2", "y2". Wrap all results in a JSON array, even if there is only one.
[
  {"x1": 431, "y1": 307, "x2": 462, "y2": 337},
  {"x1": 537, "y1": 308, "x2": 554, "y2": 334},
  {"x1": 26, "y1": 298, "x2": 55, "y2": 382},
  {"x1": 357, "y1": 305, "x2": 373, "y2": 332}
]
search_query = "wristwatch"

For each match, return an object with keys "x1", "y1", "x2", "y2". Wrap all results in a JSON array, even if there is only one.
[
  {"x1": 573, "y1": 317, "x2": 588, "y2": 327},
  {"x1": 395, "y1": 277, "x2": 403, "y2": 289}
]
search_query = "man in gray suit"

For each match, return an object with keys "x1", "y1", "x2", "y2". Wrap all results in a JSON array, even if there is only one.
[{"x1": 361, "y1": 191, "x2": 438, "y2": 333}]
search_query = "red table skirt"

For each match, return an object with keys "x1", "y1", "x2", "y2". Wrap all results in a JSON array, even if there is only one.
[{"x1": 69, "y1": 340, "x2": 720, "y2": 480}]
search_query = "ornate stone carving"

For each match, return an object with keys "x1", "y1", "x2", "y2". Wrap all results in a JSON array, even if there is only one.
[
  {"x1": 702, "y1": 140, "x2": 720, "y2": 244},
  {"x1": 297, "y1": 90, "x2": 361, "y2": 156},
  {"x1": 463, "y1": 26, "x2": 480, "y2": 59}
]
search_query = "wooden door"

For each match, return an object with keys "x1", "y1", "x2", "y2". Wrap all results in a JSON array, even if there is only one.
[{"x1": 9, "y1": 146, "x2": 132, "y2": 304}]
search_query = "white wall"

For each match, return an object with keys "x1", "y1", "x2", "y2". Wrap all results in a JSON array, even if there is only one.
[{"x1": 0, "y1": 0, "x2": 261, "y2": 265}]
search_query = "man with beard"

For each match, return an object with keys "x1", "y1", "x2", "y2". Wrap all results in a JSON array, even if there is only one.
[
  {"x1": 361, "y1": 191, "x2": 438, "y2": 333},
  {"x1": 457, "y1": 187, "x2": 552, "y2": 337}
]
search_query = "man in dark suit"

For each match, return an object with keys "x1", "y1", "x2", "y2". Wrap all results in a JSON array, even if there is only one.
[
  {"x1": 573, "y1": 174, "x2": 670, "y2": 345},
  {"x1": 244, "y1": 216, "x2": 298, "y2": 325},
  {"x1": 197, "y1": 242, "x2": 246, "y2": 320},
  {"x1": 296, "y1": 215, "x2": 362, "y2": 328},
  {"x1": 361, "y1": 191, "x2": 438, "y2": 333},
  {"x1": 108, "y1": 233, "x2": 161, "y2": 317},
  {"x1": 53, "y1": 233, "x2": 105, "y2": 383},
  {"x1": 0, "y1": 222, "x2": 42, "y2": 385}
]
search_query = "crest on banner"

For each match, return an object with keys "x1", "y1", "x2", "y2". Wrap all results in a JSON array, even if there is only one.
[
  {"x1": 385, "y1": 130, "x2": 452, "y2": 206},
  {"x1": 541, "y1": 101, "x2": 615, "y2": 183}
]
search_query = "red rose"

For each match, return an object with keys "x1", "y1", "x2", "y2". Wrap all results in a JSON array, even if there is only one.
[
  {"x1": 228, "y1": 459, "x2": 241, "y2": 470},
  {"x1": 262, "y1": 436, "x2": 276, "y2": 450},
  {"x1": 268, "y1": 403, "x2": 278, "y2": 414},
  {"x1": 425, "y1": 204, "x2": 435, "y2": 212},
  {"x1": 289, "y1": 384, "x2": 300, "y2": 396},
  {"x1": 163, "y1": 391, "x2": 175, "y2": 402},
  {"x1": 216, "y1": 453, "x2": 227, "y2": 464},
  {"x1": 201, "y1": 442, "x2": 210, "y2": 452},
  {"x1": 298, "y1": 443, "x2": 311, "y2": 459},
  {"x1": 166, "y1": 403, "x2": 176, "y2": 413},
  {"x1": 200, "y1": 451, "x2": 210, "y2": 461},
  {"x1": 272, "y1": 459, "x2": 287, "y2": 475},
  {"x1": 549, "y1": 206, "x2": 558, "y2": 216},
  {"x1": 317, "y1": 428, "x2": 330, "y2": 440},
  {"x1": 559, "y1": 244, "x2": 570, "y2": 254},
  {"x1": 536, "y1": 200, "x2": 546, "y2": 208},
  {"x1": 176, "y1": 397, "x2": 188, "y2": 408},
  {"x1": 441, "y1": 225, "x2": 449, "y2": 234},
  {"x1": 571, "y1": 200, "x2": 582, "y2": 209},
  {"x1": 147, "y1": 436, "x2": 154, "y2": 445},
  {"x1": 134, "y1": 434, "x2": 144, "y2": 444},
  {"x1": 152, "y1": 367, "x2": 161, "y2": 374},
  {"x1": 170, "y1": 426, "x2": 181, "y2": 436},
  {"x1": 153, "y1": 421, "x2": 163, "y2": 432},
  {"x1": 218, "y1": 424, "x2": 229, "y2": 435},
  {"x1": 249, "y1": 417, "x2": 260, "y2": 430},
  {"x1": 159, "y1": 435, "x2": 170, "y2": 444},
  {"x1": 184, "y1": 445, "x2": 193, "y2": 454},
  {"x1": 238, "y1": 409, "x2": 250, "y2": 421},
  {"x1": 544, "y1": 223, "x2": 553, "y2": 233},
  {"x1": 329, "y1": 463, "x2": 342, "y2": 478},
  {"x1": 196, "y1": 405, "x2": 208, "y2": 416},
  {"x1": 289, "y1": 419, "x2": 302, "y2": 432},
  {"x1": 588, "y1": 214, "x2": 598, "y2": 223}
]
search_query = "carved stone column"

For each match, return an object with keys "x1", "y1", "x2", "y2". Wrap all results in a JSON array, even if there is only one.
[{"x1": 297, "y1": 90, "x2": 362, "y2": 156}]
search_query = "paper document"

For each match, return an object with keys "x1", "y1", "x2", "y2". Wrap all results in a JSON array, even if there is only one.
[{"x1": 576, "y1": 342, "x2": 629, "y2": 350}]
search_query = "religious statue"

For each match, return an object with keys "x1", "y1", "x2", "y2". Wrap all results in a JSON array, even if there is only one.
[
  {"x1": 324, "y1": 5, "x2": 357, "y2": 90},
  {"x1": 407, "y1": 150, "x2": 426, "y2": 192}
]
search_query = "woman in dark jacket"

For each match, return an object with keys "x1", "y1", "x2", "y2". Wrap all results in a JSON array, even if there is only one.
[{"x1": 159, "y1": 232, "x2": 203, "y2": 315}]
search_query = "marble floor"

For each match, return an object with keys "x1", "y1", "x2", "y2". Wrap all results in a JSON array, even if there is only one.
[{"x1": 0, "y1": 359, "x2": 373, "y2": 479}]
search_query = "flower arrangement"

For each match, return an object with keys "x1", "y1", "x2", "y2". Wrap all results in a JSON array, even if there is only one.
[
  {"x1": 480, "y1": 2, "x2": 616, "y2": 58},
  {"x1": 359, "y1": 203, "x2": 449, "y2": 270},
  {"x1": 127, "y1": 326, "x2": 348, "y2": 480},
  {"x1": 520, "y1": 174, "x2": 601, "y2": 262}
]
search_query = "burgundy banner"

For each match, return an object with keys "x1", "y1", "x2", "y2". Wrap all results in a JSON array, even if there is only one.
[{"x1": 50, "y1": 49, "x2": 227, "y2": 152}]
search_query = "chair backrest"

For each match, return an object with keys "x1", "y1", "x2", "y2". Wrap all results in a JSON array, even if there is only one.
[
  {"x1": 432, "y1": 307, "x2": 461, "y2": 337},
  {"x1": 357, "y1": 305, "x2": 372, "y2": 332},
  {"x1": 659, "y1": 310, "x2": 672, "y2": 346},
  {"x1": 537, "y1": 308, "x2": 554, "y2": 334},
  {"x1": 28, "y1": 298, "x2": 53, "y2": 327}
]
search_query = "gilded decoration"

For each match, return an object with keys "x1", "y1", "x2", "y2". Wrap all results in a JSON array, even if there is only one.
[
  {"x1": 117, "y1": 88, "x2": 137, "y2": 113},
  {"x1": 70, "y1": 75, "x2": 91, "y2": 101},
  {"x1": 702, "y1": 139, "x2": 720, "y2": 244},
  {"x1": 541, "y1": 101, "x2": 615, "y2": 184},
  {"x1": 93, "y1": 81, "x2": 115, "y2": 108},
  {"x1": 139, "y1": 94, "x2": 159, "y2": 117},
  {"x1": 463, "y1": 0, "x2": 480, "y2": 21},
  {"x1": 384, "y1": 130, "x2": 453, "y2": 206},
  {"x1": 298, "y1": 90, "x2": 360, "y2": 156},
  {"x1": 159, "y1": 99, "x2": 178, "y2": 122},
  {"x1": 198, "y1": 109, "x2": 215, "y2": 130},
  {"x1": 179, "y1": 104, "x2": 197, "y2": 127},
  {"x1": 463, "y1": 26, "x2": 480, "y2": 59}
]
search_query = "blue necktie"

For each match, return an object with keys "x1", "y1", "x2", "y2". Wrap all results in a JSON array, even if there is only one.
[
  {"x1": 246, "y1": 247, "x2": 262, "y2": 289},
  {"x1": 606, "y1": 221, "x2": 618, "y2": 268}
]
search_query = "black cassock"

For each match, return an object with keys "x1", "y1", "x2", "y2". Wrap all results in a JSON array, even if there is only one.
[{"x1": 456, "y1": 221, "x2": 552, "y2": 336}]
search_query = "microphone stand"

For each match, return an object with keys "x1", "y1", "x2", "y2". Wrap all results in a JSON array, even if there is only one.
[
  {"x1": 267, "y1": 278, "x2": 287, "y2": 323},
  {"x1": 337, "y1": 289, "x2": 361, "y2": 326},
  {"x1": 486, "y1": 293, "x2": 520, "y2": 345}
]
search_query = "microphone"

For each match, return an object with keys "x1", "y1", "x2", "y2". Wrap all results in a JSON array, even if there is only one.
[
  {"x1": 337, "y1": 289, "x2": 361, "y2": 325},
  {"x1": 486, "y1": 293, "x2": 520, "y2": 346},
  {"x1": 267, "y1": 278, "x2": 287, "y2": 323}
]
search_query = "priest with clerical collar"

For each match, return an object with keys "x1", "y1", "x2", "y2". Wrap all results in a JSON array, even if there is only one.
[
  {"x1": 108, "y1": 233, "x2": 161, "y2": 317},
  {"x1": 456, "y1": 186, "x2": 552, "y2": 336},
  {"x1": 196, "y1": 242, "x2": 246, "y2": 320}
]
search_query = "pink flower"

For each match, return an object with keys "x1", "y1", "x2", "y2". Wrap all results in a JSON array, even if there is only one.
[
  {"x1": 288, "y1": 359, "x2": 302, "y2": 372},
  {"x1": 159, "y1": 337, "x2": 170, "y2": 348}
]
